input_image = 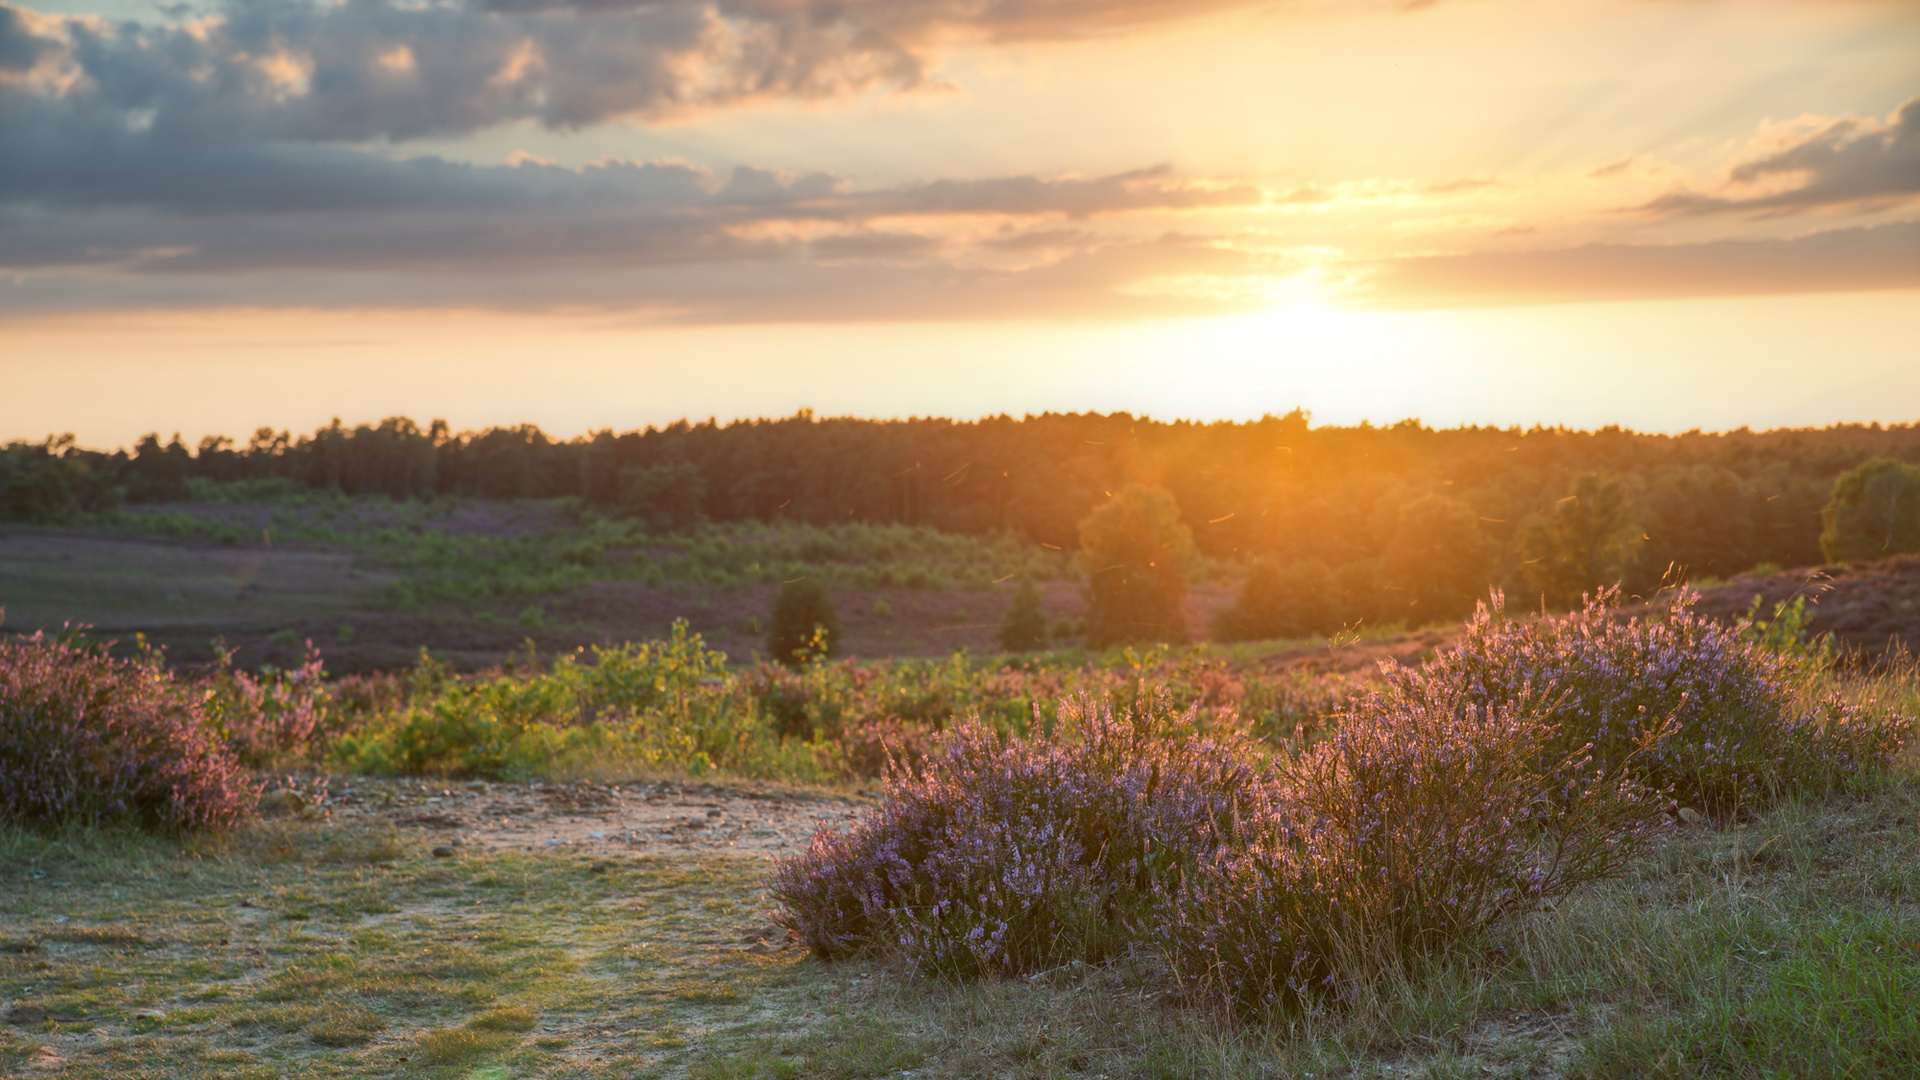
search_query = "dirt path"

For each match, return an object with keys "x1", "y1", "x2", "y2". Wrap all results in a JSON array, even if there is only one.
[{"x1": 318, "y1": 776, "x2": 870, "y2": 859}]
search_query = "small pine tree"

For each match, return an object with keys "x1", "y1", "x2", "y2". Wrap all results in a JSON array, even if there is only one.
[
  {"x1": 998, "y1": 577, "x2": 1049, "y2": 653},
  {"x1": 768, "y1": 578, "x2": 841, "y2": 668}
]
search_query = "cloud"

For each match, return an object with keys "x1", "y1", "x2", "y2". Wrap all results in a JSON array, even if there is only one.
[
  {"x1": 1634, "y1": 98, "x2": 1920, "y2": 217},
  {"x1": 0, "y1": 0, "x2": 1308, "y2": 146},
  {"x1": 1365, "y1": 221, "x2": 1920, "y2": 306}
]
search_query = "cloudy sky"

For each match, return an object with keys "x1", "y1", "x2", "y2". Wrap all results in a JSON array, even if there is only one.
[{"x1": 3, "y1": 0, "x2": 1916, "y2": 444}]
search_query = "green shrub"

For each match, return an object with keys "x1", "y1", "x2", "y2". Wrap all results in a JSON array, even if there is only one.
[
  {"x1": 998, "y1": 578, "x2": 1048, "y2": 652},
  {"x1": 769, "y1": 578, "x2": 841, "y2": 668}
]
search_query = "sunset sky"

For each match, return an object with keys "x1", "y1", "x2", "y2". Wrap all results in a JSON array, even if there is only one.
[{"x1": 3, "y1": 0, "x2": 1916, "y2": 446}]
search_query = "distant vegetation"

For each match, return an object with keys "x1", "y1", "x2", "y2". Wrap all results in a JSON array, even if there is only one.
[{"x1": 6, "y1": 412, "x2": 1920, "y2": 660}]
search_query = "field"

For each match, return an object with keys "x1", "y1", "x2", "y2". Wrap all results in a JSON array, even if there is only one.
[
  {"x1": 1, "y1": 497, "x2": 1228, "y2": 673},
  {"x1": 5, "y1": 495, "x2": 1920, "y2": 1078},
  {"x1": 4, "y1": 770, "x2": 1916, "y2": 1078}
]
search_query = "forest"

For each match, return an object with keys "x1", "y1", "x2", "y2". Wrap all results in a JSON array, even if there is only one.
[{"x1": 5, "y1": 411, "x2": 1919, "y2": 642}]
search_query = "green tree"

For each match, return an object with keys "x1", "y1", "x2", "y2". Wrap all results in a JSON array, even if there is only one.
[
  {"x1": 1383, "y1": 495, "x2": 1497, "y2": 622},
  {"x1": 998, "y1": 577, "x2": 1049, "y2": 653},
  {"x1": 1333, "y1": 558, "x2": 1387, "y2": 629},
  {"x1": 768, "y1": 578, "x2": 841, "y2": 668},
  {"x1": 1820, "y1": 457, "x2": 1920, "y2": 563},
  {"x1": 1518, "y1": 474, "x2": 1644, "y2": 606},
  {"x1": 1078, "y1": 485, "x2": 1197, "y2": 648},
  {"x1": 1215, "y1": 558, "x2": 1336, "y2": 641}
]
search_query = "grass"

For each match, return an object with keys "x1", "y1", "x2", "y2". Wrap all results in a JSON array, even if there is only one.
[
  {"x1": 0, "y1": 819, "x2": 808, "y2": 1078},
  {"x1": 107, "y1": 495, "x2": 1087, "y2": 603},
  {"x1": 4, "y1": 772, "x2": 1915, "y2": 1078}
]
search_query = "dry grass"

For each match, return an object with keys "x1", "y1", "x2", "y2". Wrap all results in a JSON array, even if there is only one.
[{"x1": 2, "y1": 770, "x2": 1915, "y2": 1078}]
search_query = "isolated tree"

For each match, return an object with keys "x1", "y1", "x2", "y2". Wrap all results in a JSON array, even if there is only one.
[
  {"x1": 1820, "y1": 457, "x2": 1920, "y2": 563},
  {"x1": 768, "y1": 578, "x2": 841, "y2": 668},
  {"x1": 1078, "y1": 485, "x2": 1197, "y2": 648},
  {"x1": 1519, "y1": 474, "x2": 1643, "y2": 607},
  {"x1": 998, "y1": 577, "x2": 1049, "y2": 653},
  {"x1": 1383, "y1": 495, "x2": 1498, "y2": 622},
  {"x1": 1215, "y1": 559, "x2": 1336, "y2": 641}
]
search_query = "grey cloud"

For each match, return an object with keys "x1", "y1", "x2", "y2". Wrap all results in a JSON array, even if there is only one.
[
  {"x1": 982, "y1": 227, "x2": 1096, "y2": 252},
  {"x1": 1367, "y1": 221, "x2": 1920, "y2": 306},
  {"x1": 0, "y1": 102, "x2": 1256, "y2": 280},
  {"x1": 808, "y1": 231, "x2": 942, "y2": 260},
  {"x1": 0, "y1": 0, "x2": 1295, "y2": 148},
  {"x1": 831, "y1": 166, "x2": 1261, "y2": 219},
  {"x1": 1635, "y1": 98, "x2": 1920, "y2": 217},
  {"x1": 0, "y1": 226, "x2": 1262, "y2": 323}
]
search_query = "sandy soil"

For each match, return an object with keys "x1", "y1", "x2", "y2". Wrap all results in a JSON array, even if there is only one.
[{"x1": 319, "y1": 776, "x2": 872, "y2": 860}]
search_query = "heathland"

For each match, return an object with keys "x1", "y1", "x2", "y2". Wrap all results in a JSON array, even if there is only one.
[{"x1": 2, "y1": 412, "x2": 1918, "y2": 1078}]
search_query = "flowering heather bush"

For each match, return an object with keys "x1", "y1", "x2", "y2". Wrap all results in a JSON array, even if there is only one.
[
  {"x1": 0, "y1": 634, "x2": 253, "y2": 831},
  {"x1": 769, "y1": 690, "x2": 1270, "y2": 977},
  {"x1": 1157, "y1": 687, "x2": 1662, "y2": 1018},
  {"x1": 1400, "y1": 589, "x2": 1912, "y2": 814},
  {"x1": 200, "y1": 640, "x2": 332, "y2": 767}
]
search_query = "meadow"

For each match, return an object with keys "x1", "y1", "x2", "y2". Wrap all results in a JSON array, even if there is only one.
[
  {"x1": 4, "y1": 466, "x2": 1920, "y2": 1078},
  {"x1": 3, "y1": 563, "x2": 1917, "y2": 1078}
]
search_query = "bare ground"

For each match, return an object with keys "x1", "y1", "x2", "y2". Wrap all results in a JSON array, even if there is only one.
[{"x1": 320, "y1": 775, "x2": 870, "y2": 865}]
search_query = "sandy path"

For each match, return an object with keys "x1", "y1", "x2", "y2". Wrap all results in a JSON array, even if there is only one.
[{"x1": 319, "y1": 777, "x2": 870, "y2": 858}]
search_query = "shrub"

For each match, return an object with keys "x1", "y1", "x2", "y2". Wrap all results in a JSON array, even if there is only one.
[
  {"x1": 1400, "y1": 588, "x2": 1912, "y2": 815},
  {"x1": 0, "y1": 634, "x2": 253, "y2": 831},
  {"x1": 200, "y1": 640, "x2": 332, "y2": 768},
  {"x1": 769, "y1": 691, "x2": 1268, "y2": 976},
  {"x1": 769, "y1": 578, "x2": 842, "y2": 667},
  {"x1": 998, "y1": 577, "x2": 1048, "y2": 653},
  {"x1": 1157, "y1": 687, "x2": 1662, "y2": 1019}
]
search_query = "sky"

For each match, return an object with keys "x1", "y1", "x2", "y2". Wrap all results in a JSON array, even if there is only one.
[{"x1": 2, "y1": 0, "x2": 1916, "y2": 447}]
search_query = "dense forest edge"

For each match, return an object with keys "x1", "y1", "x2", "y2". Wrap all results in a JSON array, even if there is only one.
[{"x1": 7, "y1": 410, "x2": 1919, "y2": 630}]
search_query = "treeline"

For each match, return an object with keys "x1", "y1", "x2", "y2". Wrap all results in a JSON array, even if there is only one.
[{"x1": 6, "y1": 411, "x2": 1918, "y2": 611}]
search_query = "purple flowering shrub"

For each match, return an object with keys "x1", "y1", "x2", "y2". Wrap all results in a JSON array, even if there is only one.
[
  {"x1": 1405, "y1": 589, "x2": 1912, "y2": 814},
  {"x1": 200, "y1": 639, "x2": 332, "y2": 767},
  {"x1": 770, "y1": 690, "x2": 1269, "y2": 977},
  {"x1": 1157, "y1": 686, "x2": 1662, "y2": 1018},
  {"x1": 0, "y1": 634, "x2": 254, "y2": 831}
]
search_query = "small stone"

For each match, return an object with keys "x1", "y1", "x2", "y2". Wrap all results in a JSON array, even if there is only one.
[
  {"x1": 431, "y1": 846, "x2": 456, "y2": 858},
  {"x1": 705, "y1": 809, "x2": 723, "y2": 818}
]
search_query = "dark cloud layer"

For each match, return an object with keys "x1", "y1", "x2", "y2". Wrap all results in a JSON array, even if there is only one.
[
  {"x1": 1635, "y1": 98, "x2": 1920, "y2": 217},
  {"x1": 1368, "y1": 221, "x2": 1920, "y2": 306}
]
